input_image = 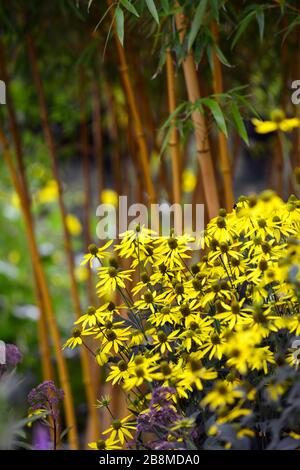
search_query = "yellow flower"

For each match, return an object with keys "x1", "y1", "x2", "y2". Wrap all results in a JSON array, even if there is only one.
[
  {"x1": 96, "y1": 265, "x2": 133, "y2": 296},
  {"x1": 74, "y1": 265, "x2": 89, "y2": 283},
  {"x1": 88, "y1": 435, "x2": 122, "y2": 450},
  {"x1": 96, "y1": 327, "x2": 131, "y2": 354},
  {"x1": 252, "y1": 109, "x2": 300, "y2": 134},
  {"x1": 11, "y1": 192, "x2": 20, "y2": 208},
  {"x1": 202, "y1": 380, "x2": 244, "y2": 410},
  {"x1": 65, "y1": 213, "x2": 82, "y2": 236},
  {"x1": 63, "y1": 328, "x2": 83, "y2": 349},
  {"x1": 27, "y1": 408, "x2": 48, "y2": 427},
  {"x1": 107, "y1": 357, "x2": 135, "y2": 385},
  {"x1": 182, "y1": 168, "x2": 197, "y2": 193},
  {"x1": 103, "y1": 415, "x2": 136, "y2": 444},
  {"x1": 81, "y1": 240, "x2": 113, "y2": 267},
  {"x1": 123, "y1": 354, "x2": 160, "y2": 390},
  {"x1": 8, "y1": 250, "x2": 20, "y2": 265},
  {"x1": 151, "y1": 330, "x2": 179, "y2": 354},
  {"x1": 101, "y1": 189, "x2": 118, "y2": 207},
  {"x1": 35, "y1": 179, "x2": 59, "y2": 204}
]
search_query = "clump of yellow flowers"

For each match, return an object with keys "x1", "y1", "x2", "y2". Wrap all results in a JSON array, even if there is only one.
[{"x1": 65, "y1": 191, "x2": 300, "y2": 450}]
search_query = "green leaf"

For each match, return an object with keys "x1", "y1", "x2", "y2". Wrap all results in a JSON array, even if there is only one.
[
  {"x1": 115, "y1": 6, "x2": 124, "y2": 46},
  {"x1": 120, "y1": 0, "x2": 139, "y2": 17},
  {"x1": 231, "y1": 101, "x2": 249, "y2": 145},
  {"x1": 145, "y1": 0, "x2": 159, "y2": 24},
  {"x1": 231, "y1": 10, "x2": 256, "y2": 49},
  {"x1": 215, "y1": 45, "x2": 232, "y2": 67},
  {"x1": 210, "y1": 0, "x2": 219, "y2": 23},
  {"x1": 161, "y1": 0, "x2": 169, "y2": 14},
  {"x1": 202, "y1": 97, "x2": 228, "y2": 137},
  {"x1": 256, "y1": 9, "x2": 265, "y2": 41},
  {"x1": 188, "y1": 0, "x2": 208, "y2": 51}
]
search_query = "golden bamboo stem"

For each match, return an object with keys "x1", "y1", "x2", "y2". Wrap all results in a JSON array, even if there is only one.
[
  {"x1": 26, "y1": 34, "x2": 99, "y2": 441},
  {"x1": 92, "y1": 77, "x2": 104, "y2": 202},
  {"x1": 166, "y1": 49, "x2": 181, "y2": 207},
  {"x1": 79, "y1": 73, "x2": 95, "y2": 306},
  {"x1": 175, "y1": 4, "x2": 220, "y2": 219},
  {"x1": 0, "y1": 130, "x2": 79, "y2": 449},
  {"x1": 105, "y1": 81, "x2": 122, "y2": 195},
  {"x1": 211, "y1": 21, "x2": 234, "y2": 211},
  {"x1": 0, "y1": 39, "x2": 54, "y2": 382},
  {"x1": 107, "y1": 0, "x2": 156, "y2": 206}
]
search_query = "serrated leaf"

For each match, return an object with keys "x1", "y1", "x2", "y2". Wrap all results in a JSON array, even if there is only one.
[
  {"x1": 145, "y1": 0, "x2": 159, "y2": 24},
  {"x1": 115, "y1": 6, "x2": 124, "y2": 46},
  {"x1": 120, "y1": 0, "x2": 139, "y2": 17},
  {"x1": 188, "y1": 0, "x2": 208, "y2": 51},
  {"x1": 231, "y1": 101, "x2": 249, "y2": 145},
  {"x1": 202, "y1": 97, "x2": 228, "y2": 137}
]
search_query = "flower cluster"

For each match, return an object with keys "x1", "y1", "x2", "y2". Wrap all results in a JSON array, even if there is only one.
[
  {"x1": 65, "y1": 191, "x2": 300, "y2": 450},
  {"x1": 28, "y1": 380, "x2": 64, "y2": 421}
]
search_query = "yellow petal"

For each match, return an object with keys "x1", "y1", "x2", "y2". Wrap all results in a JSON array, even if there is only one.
[
  {"x1": 279, "y1": 118, "x2": 300, "y2": 132},
  {"x1": 252, "y1": 119, "x2": 277, "y2": 134}
]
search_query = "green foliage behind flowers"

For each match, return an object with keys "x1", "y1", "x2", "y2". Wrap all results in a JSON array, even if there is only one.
[{"x1": 65, "y1": 191, "x2": 300, "y2": 450}]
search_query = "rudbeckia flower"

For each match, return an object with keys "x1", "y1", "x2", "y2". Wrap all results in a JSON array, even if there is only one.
[
  {"x1": 88, "y1": 435, "x2": 122, "y2": 450},
  {"x1": 252, "y1": 109, "x2": 300, "y2": 134}
]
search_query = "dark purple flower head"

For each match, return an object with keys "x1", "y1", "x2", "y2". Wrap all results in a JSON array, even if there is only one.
[
  {"x1": 5, "y1": 344, "x2": 22, "y2": 367},
  {"x1": 137, "y1": 386, "x2": 179, "y2": 435},
  {"x1": 28, "y1": 381, "x2": 64, "y2": 419},
  {"x1": 150, "y1": 386, "x2": 176, "y2": 407}
]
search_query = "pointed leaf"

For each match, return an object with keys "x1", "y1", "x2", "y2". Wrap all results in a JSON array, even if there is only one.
[
  {"x1": 256, "y1": 9, "x2": 265, "y2": 41},
  {"x1": 188, "y1": 0, "x2": 208, "y2": 51},
  {"x1": 145, "y1": 0, "x2": 159, "y2": 24},
  {"x1": 215, "y1": 45, "x2": 232, "y2": 67},
  {"x1": 120, "y1": 0, "x2": 139, "y2": 17},
  {"x1": 161, "y1": 0, "x2": 169, "y2": 14},
  {"x1": 231, "y1": 101, "x2": 249, "y2": 145},
  {"x1": 115, "y1": 6, "x2": 124, "y2": 46},
  {"x1": 202, "y1": 97, "x2": 228, "y2": 137},
  {"x1": 231, "y1": 10, "x2": 255, "y2": 49}
]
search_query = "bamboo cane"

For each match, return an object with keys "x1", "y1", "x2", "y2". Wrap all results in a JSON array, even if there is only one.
[
  {"x1": 106, "y1": 0, "x2": 156, "y2": 206},
  {"x1": 26, "y1": 34, "x2": 99, "y2": 440},
  {"x1": 104, "y1": 80, "x2": 122, "y2": 196},
  {"x1": 211, "y1": 21, "x2": 234, "y2": 211},
  {"x1": 166, "y1": 48, "x2": 181, "y2": 207},
  {"x1": 92, "y1": 77, "x2": 104, "y2": 202},
  {"x1": 0, "y1": 129, "x2": 79, "y2": 449},
  {"x1": 0, "y1": 39, "x2": 54, "y2": 382},
  {"x1": 79, "y1": 72, "x2": 95, "y2": 306},
  {"x1": 174, "y1": 4, "x2": 220, "y2": 219}
]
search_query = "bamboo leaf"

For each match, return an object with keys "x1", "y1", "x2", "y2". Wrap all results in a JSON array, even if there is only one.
[
  {"x1": 145, "y1": 0, "x2": 159, "y2": 24},
  {"x1": 115, "y1": 6, "x2": 124, "y2": 46},
  {"x1": 188, "y1": 0, "x2": 208, "y2": 51},
  {"x1": 231, "y1": 10, "x2": 256, "y2": 49},
  {"x1": 256, "y1": 9, "x2": 265, "y2": 41},
  {"x1": 161, "y1": 0, "x2": 169, "y2": 14},
  {"x1": 215, "y1": 45, "x2": 232, "y2": 67},
  {"x1": 202, "y1": 97, "x2": 228, "y2": 137},
  {"x1": 120, "y1": 0, "x2": 139, "y2": 17},
  {"x1": 210, "y1": 0, "x2": 220, "y2": 23},
  {"x1": 231, "y1": 101, "x2": 249, "y2": 145}
]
